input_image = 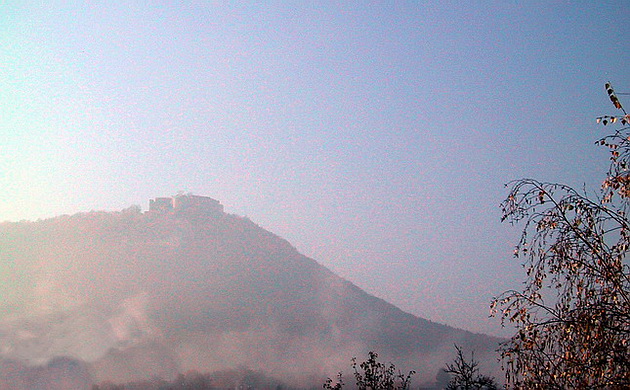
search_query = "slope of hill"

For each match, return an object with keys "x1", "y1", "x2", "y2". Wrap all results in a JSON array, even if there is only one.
[{"x1": 0, "y1": 200, "x2": 501, "y2": 388}]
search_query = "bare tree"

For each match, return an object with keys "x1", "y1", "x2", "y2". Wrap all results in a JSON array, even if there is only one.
[
  {"x1": 443, "y1": 345, "x2": 497, "y2": 390},
  {"x1": 492, "y1": 83, "x2": 630, "y2": 388}
]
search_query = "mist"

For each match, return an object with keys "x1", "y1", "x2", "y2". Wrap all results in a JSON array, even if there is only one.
[
  {"x1": 3, "y1": 2, "x2": 626, "y2": 388},
  {"x1": 0, "y1": 202, "x2": 499, "y2": 388}
]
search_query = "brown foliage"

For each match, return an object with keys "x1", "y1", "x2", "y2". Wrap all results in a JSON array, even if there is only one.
[{"x1": 492, "y1": 85, "x2": 630, "y2": 389}]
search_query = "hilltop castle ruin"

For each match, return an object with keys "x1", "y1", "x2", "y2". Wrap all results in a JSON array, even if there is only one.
[{"x1": 149, "y1": 194, "x2": 224, "y2": 215}]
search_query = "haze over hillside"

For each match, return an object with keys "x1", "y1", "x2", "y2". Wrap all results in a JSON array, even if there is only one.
[{"x1": 0, "y1": 195, "x2": 501, "y2": 388}]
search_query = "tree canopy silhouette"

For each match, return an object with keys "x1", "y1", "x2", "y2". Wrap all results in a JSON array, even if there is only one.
[{"x1": 323, "y1": 352, "x2": 415, "y2": 390}]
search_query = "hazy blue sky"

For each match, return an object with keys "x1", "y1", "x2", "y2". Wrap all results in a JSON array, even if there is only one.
[{"x1": 1, "y1": 1, "x2": 628, "y2": 336}]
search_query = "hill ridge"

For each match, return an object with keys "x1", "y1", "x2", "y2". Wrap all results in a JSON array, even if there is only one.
[{"x1": 0, "y1": 204, "x2": 501, "y2": 387}]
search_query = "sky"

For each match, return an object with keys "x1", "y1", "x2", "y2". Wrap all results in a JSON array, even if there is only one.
[{"x1": 1, "y1": 1, "x2": 629, "y2": 337}]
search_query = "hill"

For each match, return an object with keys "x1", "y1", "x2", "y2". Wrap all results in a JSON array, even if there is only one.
[{"x1": 0, "y1": 198, "x2": 501, "y2": 388}]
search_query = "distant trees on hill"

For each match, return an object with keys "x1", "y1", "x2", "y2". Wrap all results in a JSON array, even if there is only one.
[
  {"x1": 92, "y1": 370, "x2": 213, "y2": 390},
  {"x1": 92, "y1": 368, "x2": 291, "y2": 390}
]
